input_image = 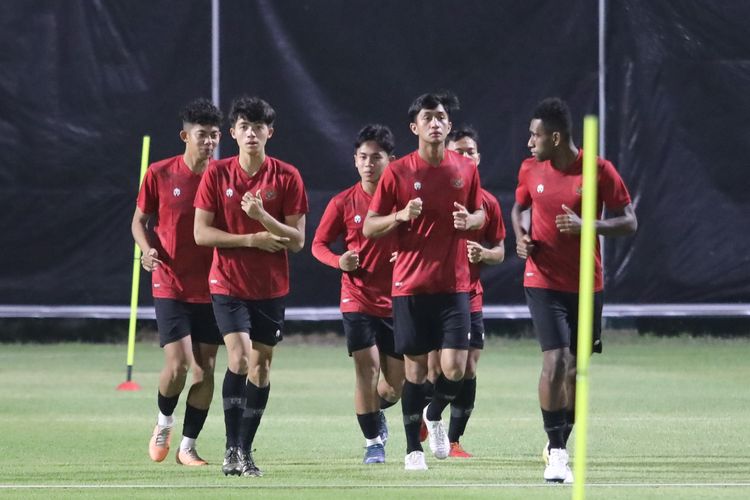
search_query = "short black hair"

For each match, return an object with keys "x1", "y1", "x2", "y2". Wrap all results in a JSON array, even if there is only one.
[
  {"x1": 408, "y1": 91, "x2": 460, "y2": 122},
  {"x1": 354, "y1": 124, "x2": 395, "y2": 155},
  {"x1": 446, "y1": 124, "x2": 480, "y2": 150},
  {"x1": 532, "y1": 97, "x2": 572, "y2": 139},
  {"x1": 229, "y1": 95, "x2": 276, "y2": 126},
  {"x1": 180, "y1": 98, "x2": 222, "y2": 127}
]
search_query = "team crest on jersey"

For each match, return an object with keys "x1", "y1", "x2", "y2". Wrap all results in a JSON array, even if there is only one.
[
  {"x1": 354, "y1": 214, "x2": 362, "y2": 224},
  {"x1": 173, "y1": 188, "x2": 181, "y2": 197},
  {"x1": 536, "y1": 184, "x2": 544, "y2": 193},
  {"x1": 226, "y1": 188, "x2": 234, "y2": 198},
  {"x1": 414, "y1": 181, "x2": 422, "y2": 191},
  {"x1": 262, "y1": 188, "x2": 277, "y2": 201},
  {"x1": 451, "y1": 177, "x2": 464, "y2": 189}
]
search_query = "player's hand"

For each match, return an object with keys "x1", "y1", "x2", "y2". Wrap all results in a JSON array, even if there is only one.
[
  {"x1": 389, "y1": 251, "x2": 397, "y2": 263},
  {"x1": 339, "y1": 249, "x2": 359, "y2": 271},
  {"x1": 241, "y1": 190, "x2": 266, "y2": 220},
  {"x1": 467, "y1": 240, "x2": 484, "y2": 264},
  {"x1": 396, "y1": 197, "x2": 422, "y2": 222},
  {"x1": 251, "y1": 231, "x2": 290, "y2": 252},
  {"x1": 453, "y1": 202, "x2": 472, "y2": 230},
  {"x1": 140, "y1": 248, "x2": 162, "y2": 272},
  {"x1": 555, "y1": 204, "x2": 582, "y2": 234},
  {"x1": 516, "y1": 234, "x2": 536, "y2": 259}
]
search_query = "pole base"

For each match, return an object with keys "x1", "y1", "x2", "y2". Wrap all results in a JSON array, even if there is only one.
[{"x1": 116, "y1": 381, "x2": 142, "y2": 391}]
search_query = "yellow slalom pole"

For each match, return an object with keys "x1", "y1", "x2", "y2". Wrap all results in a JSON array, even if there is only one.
[
  {"x1": 117, "y1": 135, "x2": 150, "y2": 391},
  {"x1": 572, "y1": 117, "x2": 598, "y2": 499}
]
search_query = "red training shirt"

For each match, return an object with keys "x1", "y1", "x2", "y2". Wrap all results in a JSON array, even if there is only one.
[
  {"x1": 312, "y1": 183, "x2": 396, "y2": 317},
  {"x1": 194, "y1": 156, "x2": 308, "y2": 300},
  {"x1": 515, "y1": 149, "x2": 631, "y2": 293},
  {"x1": 136, "y1": 155, "x2": 213, "y2": 303},
  {"x1": 466, "y1": 189, "x2": 506, "y2": 312},
  {"x1": 369, "y1": 149, "x2": 483, "y2": 296}
]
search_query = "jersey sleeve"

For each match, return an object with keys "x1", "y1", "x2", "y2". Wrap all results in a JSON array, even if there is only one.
[
  {"x1": 482, "y1": 194, "x2": 506, "y2": 245},
  {"x1": 467, "y1": 164, "x2": 483, "y2": 213},
  {"x1": 368, "y1": 165, "x2": 397, "y2": 215},
  {"x1": 282, "y1": 168, "x2": 309, "y2": 216},
  {"x1": 312, "y1": 196, "x2": 346, "y2": 269},
  {"x1": 136, "y1": 166, "x2": 158, "y2": 215},
  {"x1": 194, "y1": 165, "x2": 218, "y2": 212},
  {"x1": 515, "y1": 163, "x2": 532, "y2": 207},
  {"x1": 598, "y1": 160, "x2": 631, "y2": 212}
]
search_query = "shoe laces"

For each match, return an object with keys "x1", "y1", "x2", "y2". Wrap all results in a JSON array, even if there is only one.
[
  {"x1": 182, "y1": 447, "x2": 201, "y2": 461},
  {"x1": 154, "y1": 426, "x2": 171, "y2": 446}
]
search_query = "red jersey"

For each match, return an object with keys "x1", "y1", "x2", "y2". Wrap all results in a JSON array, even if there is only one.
[
  {"x1": 136, "y1": 155, "x2": 213, "y2": 303},
  {"x1": 515, "y1": 150, "x2": 631, "y2": 292},
  {"x1": 369, "y1": 150, "x2": 483, "y2": 296},
  {"x1": 312, "y1": 183, "x2": 396, "y2": 317},
  {"x1": 194, "y1": 156, "x2": 308, "y2": 300},
  {"x1": 466, "y1": 189, "x2": 506, "y2": 312}
]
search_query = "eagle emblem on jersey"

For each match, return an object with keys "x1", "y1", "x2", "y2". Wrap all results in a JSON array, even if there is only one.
[
  {"x1": 263, "y1": 189, "x2": 277, "y2": 201},
  {"x1": 536, "y1": 184, "x2": 544, "y2": 194},
  {"x1": 226, "y1": 188, "x2": 234, "y2": 198},
  {"x1": 451, "y1": 177, "x2": 464, "y2": 189},
  {"x1": 414, "y1": 181, "x2": 422, "y2": 191},
  {"x1": 173, "y1": 188, "x2": 181, "y2": 197},
  {"x1": 354, "y1": 214, "x2": 362, "y2": 224}
]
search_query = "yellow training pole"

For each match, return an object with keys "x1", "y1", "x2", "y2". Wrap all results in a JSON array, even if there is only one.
[
  {"x1": 117, "y1": 135, "x2": 150, "y2": 391},
  {"x1": 572, "y1": 117, "x2": 598, "y2": 498}
]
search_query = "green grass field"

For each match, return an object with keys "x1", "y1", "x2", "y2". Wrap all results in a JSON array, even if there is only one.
[{"x1": 1, "y1": 334, "x2": 749, "y2": 499}]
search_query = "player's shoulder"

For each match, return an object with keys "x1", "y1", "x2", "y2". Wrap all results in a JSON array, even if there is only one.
[
  {"x1": 446, "y1": 149, "x2": 476, "y2": 170},
  {"x1": 481, "y1": 188, "x2": 501, "y2": 209},
  {"x1": 332, "y1": 184, "x2": 358, "y2": 204},
  {"x1": 387, "y1": 152, "x2": 415, "y2": 172},
  {"x1": 148, "y1": 155, "x2": 182, "y2": 174},
  {"x1": 266, "y1": 156, "x2": 301, "y2": 176},
  {"x1": 519, "y1": 156, "x2": 540, "y2": 172}
]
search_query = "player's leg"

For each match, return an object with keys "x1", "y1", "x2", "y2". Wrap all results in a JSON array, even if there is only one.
[
  {"x1": 149, "y1": 299, "x2": 193, "y2": 462},
  {"x1": 376, "y1": 317, "x2": 405, "y2": 449}
]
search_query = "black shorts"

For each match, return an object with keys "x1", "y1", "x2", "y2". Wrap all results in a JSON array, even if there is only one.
[
  {"x1": 524, "y1": 287, "x2": 603, "y2": 355},
  {"x1": 211, "y1": 294, "x2": 285, "y2": 347},
  {"x1": 153, "y1": 298, "x2": 222, "y2": 348},
  {"x1": 469, "y1": 311, "x2": 485, "y2": 350},
  {"x1": 392, "y1": 293, "x2": 471, "y2": 355},
  {"x1": 342, "y1": 312, "x2": 403, "y2": 359}
]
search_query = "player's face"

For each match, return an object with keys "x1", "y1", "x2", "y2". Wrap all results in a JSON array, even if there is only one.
[
  {"x1": 183, "y1": 123, "x2": 221, "y2": 160},
  {"x1": 354, "y1": 141, "x2": 391, "y2": 184},
  {"x1": 447, "y1": 136, "x2": 480, "y2": 166},
  {"x1": 231, "y1": 118, "x2": 274, "y2": 155},
  {"x1": 411, "y1": 104, "x2": 452, "y2": 144},
  {"x1": 528, "y1": 118, "x2": 554, "y2": 161}
]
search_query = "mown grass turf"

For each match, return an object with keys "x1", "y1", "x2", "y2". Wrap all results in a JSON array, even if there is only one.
[{"x1": 0, "y1": 334, "x2": 748, "y2": 499}]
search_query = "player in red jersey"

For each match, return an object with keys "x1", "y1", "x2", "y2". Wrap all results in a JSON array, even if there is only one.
[
  {"x1": 193, "y1": 96, "x2": 308, "y2": 477},
  {"x1": 312, "y1": 124, "x2": 404, "y2": 465},
  {"x1": 441, "y1": 125, "x2": 505, "y2": 458},
  {"x1": 132, "y1": 98, "x2": 223, "y2": 467},
  {"x1": 511, "y1": 98, "x2": 637, "y2": 483},
  {"x1": 364, "y1": 92, "x2": 486, "y2": 470}
]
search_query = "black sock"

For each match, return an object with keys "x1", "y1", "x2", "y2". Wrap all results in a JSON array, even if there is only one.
[
  {"x1": 240, "y1": 381, "x2": 270, "y2": 452},
  {"x1": 426, "y1": 374, "x2": 463, "y2": 421},
  {"x1": 222, "y1": 369, "x2": 246, "y2": 448},
  {"x1": 401, "y1": 381, "x2": 427, "y2": 453},
  {"x1": 541, "y1": 408, "x2": 567, "y2": 449},
  {"x1": 424, "y1": 380, "x2": 434, "y2": 404},
  {"x1": 448, "y1": 377, "x2": 476, "y2": 442},
  {"x1": 563, "y1": 408, "x2": 575, "y2": 446},
  {"x1": 379, "y1": 396, "x2": 397, "y2": 410},
  {"x1": 182, "y1": 404, "x2": 209, "y2": 440},
  {"x1": 157, "y1": 392, "x2": 179, "y2": 417},
  {"x1": 356, "y1": 412, "x2": 380, "y2": 440}
]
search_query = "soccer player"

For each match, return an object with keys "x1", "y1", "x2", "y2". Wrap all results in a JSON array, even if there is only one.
[
  {"x1": 364, "y1": 92, "x2": 485, "y2": 471},
  {"x1": 193, "y1": 96, "x2": 308, "y2": 477},
  {"x1": 312, "y1": 124, "x2": 404, "y2": 465},
  {"x1": 442, "y1": 125, "x2": 505, "y2": 458},
  {"x1": 132, "y1": 98, "x2": 223, "y2": 467},
  {"x1": 511, "y1": 97, "x2": 637, "y2": 483}
]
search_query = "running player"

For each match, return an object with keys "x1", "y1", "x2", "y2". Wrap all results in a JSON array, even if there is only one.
[
  {"x1": 312, "y1": 124, "x2": 405, "y2": 465},
  {"x1": 511, "y1": 97, "x2": 637, "y2": 483},
  {"x1": 364, "y1": 91, "x2": 485, "y2": 470},
  {"x1": 194, "y1": 95, "x2": 308, "y2": 477},
  {"x1": 132, "y1": 98, "x2": 223, "y2": 467}
]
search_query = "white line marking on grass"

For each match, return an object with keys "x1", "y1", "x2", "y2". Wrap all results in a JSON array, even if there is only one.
[{"x1": 2, "y1": 483, "x2": 750, "y2": 489}]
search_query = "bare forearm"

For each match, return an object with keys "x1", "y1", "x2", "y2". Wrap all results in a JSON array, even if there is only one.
[
  {"x1": 481, "y1": 244, "x2": 505, "y2": 265},
  {"x1": 194, "y1": 225, "x2": 251, "y2": 248},
  {"x1": 131, "y1": 221, "x2": 153, "y2": 254},
  {"x1": 363, "y1": 212, "x2": 400, "y2": 239},
  {"x1": 596, "y1": 205, "x2": 637, "y2": 237},
  {"x1": 511, "y1": 203, "x2": 528, "y2": 239}
]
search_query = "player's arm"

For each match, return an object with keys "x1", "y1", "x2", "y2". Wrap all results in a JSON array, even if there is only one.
[
  {"x1": 240, "y1": 190, "x2": 305, "y2": 252},
  {"x1": 556, "y1": 203, "x2": 637, "y2": 237},
  {"x1": 363, "y1": 199, "x2": 421, "y2": 239},
  {"x1": 194, "y1": 207, "x2": 289, "y2": 251},
  {"x1": 312, "y1": 201, "x2": 359, "y2": 271},
  {"x1": 131, "y1": 207, "x2": 162, "y2": 271},
  {"x1": 452, "y1": 203, "x2": 485, "y2": 231},
  {"x1": 511, "y1": 201, "x2": 535, "y2": 259},
  {"x1": 467, "y1": 240, "x2": 505, "y2": 265}
]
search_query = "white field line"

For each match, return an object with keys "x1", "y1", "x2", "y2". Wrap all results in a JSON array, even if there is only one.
[{"x1": 1, "y1": 483, "x2": 750, "y2": 489}]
